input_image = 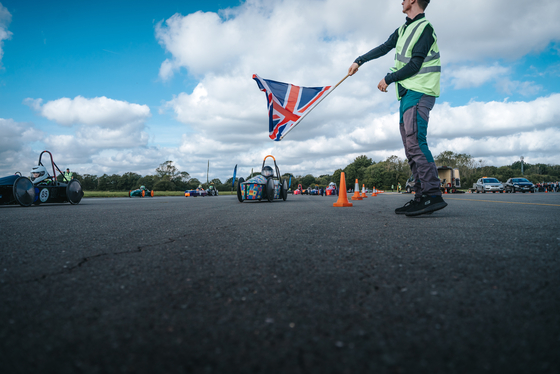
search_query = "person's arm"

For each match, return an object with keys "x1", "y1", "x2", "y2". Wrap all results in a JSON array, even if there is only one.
[{"x1": 348, "y1": 29, "x2": 399, "y2": 76}]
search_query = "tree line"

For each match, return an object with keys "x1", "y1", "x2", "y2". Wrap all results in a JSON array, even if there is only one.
[{"x1": 62, "y1": 154, "x2": 560, "y2": 192}]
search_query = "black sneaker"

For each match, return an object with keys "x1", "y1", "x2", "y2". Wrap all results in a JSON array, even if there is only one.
[
  {"x1": 405, "y1": 195, "x2": 447, "y2": 216},
  {"x1": 395, "y1": 199, "x2": 419, "y2": 214}
]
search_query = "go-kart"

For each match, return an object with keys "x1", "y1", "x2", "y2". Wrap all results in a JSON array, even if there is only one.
[
  {"x1": 185, "y1": 186, "x2": 208, "y2": 197},
  {"x1": 129, "y1": 186, "x2": 154, "y2": 197},
  {"x1": 206, "y1": 185, "x2": 219, "y2": 196},
  {"x1": 308, "y1": 185, "x2": 321, "y2": 195},
  {"x1": 237, "y1": 155, "x2": 288, "y2": 202},
  {"x1": 0, "y1": 151, "x2": 84, "y2": 207},
  {"x1": 326, "y1": 182, "x2": 338, "y2": 196}
]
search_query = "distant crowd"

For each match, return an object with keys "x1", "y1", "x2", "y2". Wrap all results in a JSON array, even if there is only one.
[{"x1": 535, "y1": 182, "x2": 559, "y2": 192}]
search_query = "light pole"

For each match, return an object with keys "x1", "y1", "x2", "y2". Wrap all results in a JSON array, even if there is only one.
[{"x1": 520, "y1": 156, "x2": 524, "y2": 175}]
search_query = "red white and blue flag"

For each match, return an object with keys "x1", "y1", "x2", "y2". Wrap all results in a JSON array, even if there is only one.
[{"x1": 253, "y1": 74, "x2": 331, "y2": 141}]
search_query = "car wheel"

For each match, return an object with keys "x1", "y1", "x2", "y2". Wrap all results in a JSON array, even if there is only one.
[
  {"x1": 66, "y1": 179, "x2": 84, "y2": 204},
  {"x1": 266, "y1": 178, "x2": 274, "y2": 202},
  {"x1": 282, "y1": 180, "x2": 288, "y2": 201},
  {"x1": 237, "y1": 177, "x2": 245, "y2": 202},
  {"x1": 13, "y1": 177, "x2": 35, "y2": 207},
  {"x1": 406, "y1": 186, "x2": 411, "y2": 194}
]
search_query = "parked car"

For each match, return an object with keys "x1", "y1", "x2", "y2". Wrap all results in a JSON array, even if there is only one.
[
  {"x1": 475, "y1": 177, "x2": 504, "y2": 193},
  {"x1": 504, "y1": 178, "x2": 534, "y2": 193}
]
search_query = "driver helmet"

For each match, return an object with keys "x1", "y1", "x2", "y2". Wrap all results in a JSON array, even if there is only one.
[
  {"x1": 140, "y1": 185, "x2": 146, "y2": 190},
  {"x1": 262, "y1": 166, "x2": 273, "y2": 177},
  {"x1": 329, "y1": 182, "x2": 336, "y2": 188},
  {"x1": 30, "y1": 165, "x2": 49, "y2": 184}
]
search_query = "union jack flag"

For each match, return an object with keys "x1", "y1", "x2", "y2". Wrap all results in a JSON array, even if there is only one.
[{"x1": 253, "y1": 74, "x2": 331, "y2": 141}]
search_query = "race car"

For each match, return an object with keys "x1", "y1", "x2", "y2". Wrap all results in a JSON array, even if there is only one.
[
  {"x1": 308, "y1": 185, "x2": 321, "y2": 195},
  {"x1": 326, "y1": 182, "x2": 338, "y2": 196},
  {"x1": 237, "y1": 155, "x2": 288, "y2": 202},
  {"x1": 206, "y1": 185, "x2": 219, "y2": 196},
  {"x1": 293, "y1": 184, "x2": 303, "y2": 195},
  {"x1": 1, "y1": 151, "x2": 84, "y2": 207},
  {"x1": 129, "y1": 186, "x2": 154, "y2": 197},
  {"x1": 185, "y1": 185, "x2": 208, "y2": 197}
]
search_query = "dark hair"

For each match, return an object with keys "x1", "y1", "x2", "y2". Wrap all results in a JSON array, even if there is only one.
[{"x1": 418, "y1": 0, "x2": 430, "y2": 10}]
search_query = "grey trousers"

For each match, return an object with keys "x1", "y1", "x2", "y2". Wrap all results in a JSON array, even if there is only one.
[{"x1": 399, "y1": 91, "x2": 441, "y2": 197}]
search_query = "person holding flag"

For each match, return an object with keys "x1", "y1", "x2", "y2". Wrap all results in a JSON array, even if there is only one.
[{"x1": 348, "y1": 0, "x2": 446, "y2": 217}]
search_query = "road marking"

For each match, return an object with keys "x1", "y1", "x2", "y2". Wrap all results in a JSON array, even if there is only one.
[{"x1": 445, "y1": 197, "x2": 560, "y2": 207}]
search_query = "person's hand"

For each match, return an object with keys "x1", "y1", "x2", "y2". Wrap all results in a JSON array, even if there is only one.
[
  {"x1": 348, "y1": 62, "x2": 359, "y2": 76},
  {"x1": 378, "y1": 78, "x2": 388, "y2": 92}
]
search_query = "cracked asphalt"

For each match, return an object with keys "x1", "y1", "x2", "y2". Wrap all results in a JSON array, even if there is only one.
[{"x1": 1, "y1": 192, "x2": 559, "y2": 374}]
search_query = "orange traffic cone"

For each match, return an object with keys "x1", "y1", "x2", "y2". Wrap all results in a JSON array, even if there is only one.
[
  {"x1": 371, "y1": 186, "x2": 377, "y2": 197},
  {"x1": 351, "y1": 179, "x2": 363, "y2": 200},
  {"x1": 361, "y1": 184, "x2": 368, "y2": 198},
  {"x1": 333, "y1": 172, "x2": 353, "y2": 207}
]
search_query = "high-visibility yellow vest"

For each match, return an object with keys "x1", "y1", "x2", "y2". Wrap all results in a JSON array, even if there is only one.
[
  {"x1": 392, "y1": 18, "x2": 441, "y2": 100},
  {"x1": 64, "y1": 172, "x2": 73, "y2": 181}
]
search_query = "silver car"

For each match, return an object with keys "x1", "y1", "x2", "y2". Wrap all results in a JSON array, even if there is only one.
[{"x1": 476, "y1": 177, "x2": 504, "y2": 193}]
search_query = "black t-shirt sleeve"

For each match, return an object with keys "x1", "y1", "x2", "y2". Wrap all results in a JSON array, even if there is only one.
[
  {"x1": 384, "y1": 24, "x2": 435, "y2": 85},
  {"x1": 354, "y1": 29, "x2": 399, "y2": 66}
]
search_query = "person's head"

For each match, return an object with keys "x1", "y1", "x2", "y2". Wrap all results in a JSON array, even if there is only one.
[
  {"x1": 418, "y1": 0, "x2": 430, "y2": 10},
  {"x1": 66, "y1": 168, "x2": 70, "y2": 172},
  {"x1": 30, "y1": 165, "x2": 49, "y2": 184},
  {"x1": 402, "y1": 0, "x2": 429, "y2": 15},
  {"x1": 261, "y1": 165, "x2": 274, "y2": 178}
]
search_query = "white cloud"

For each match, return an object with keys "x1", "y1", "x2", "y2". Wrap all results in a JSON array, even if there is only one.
[
  {"x1": 447, "y1": 64, "x2": 510, "y2": 89},
  {"x1": 0, "y1": 3, "x2": 12, "y2": 67},
  {"x1": 149, "y1": 0, "x2": 560, "y2": 181},
  {"x1": 0, "y1": 118, "x2": 43, "y2": 175},
  {"x1": 18, "y1": 96, "x2": 153, "y2": 168},
  {"x1": 6, "y1": 0, "x2": 560, "y2": 182},
  {"x1": 26, "y1": 96, "x2": 151, "y2": 128}
]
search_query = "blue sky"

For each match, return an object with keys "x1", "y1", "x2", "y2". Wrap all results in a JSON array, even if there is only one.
[{"x1": 1, "y1": 0, "x2": 560, "y2": 182}]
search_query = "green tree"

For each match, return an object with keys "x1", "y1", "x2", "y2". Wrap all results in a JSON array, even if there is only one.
[
  {"x1": 187, "y1": 178, "x2": 201, "y2": 190},
  {"x1": 153, "y1": 179, "x2": 176, "y2": 191},
  {"x1": 118, "y1": 172, "x2": 141, "y2": 191},
  {"x1": 136, "y1": 175, "x2": 156, "y2": 190},
  {"x1": 301, "y1": 174, "x2": 315, "y2": 188},
  {"x1": 156, "y1": 161, "x2": 179, "y2": 179},
  {"x1": 81, "y1": 174, "x2": 98, "y2": 190}
]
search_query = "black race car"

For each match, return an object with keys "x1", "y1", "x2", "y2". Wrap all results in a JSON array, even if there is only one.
[{"x1": 0, "y1": 151, "x2": 84, "y2": 207}]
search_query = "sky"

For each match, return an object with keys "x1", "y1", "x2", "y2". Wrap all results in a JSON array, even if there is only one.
[{"x1": 1, "y1": 0, "x2": 560, "y2": 183}]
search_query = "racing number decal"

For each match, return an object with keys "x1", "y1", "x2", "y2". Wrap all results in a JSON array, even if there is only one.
[{"x1": 39, "y1": 188, "x2": 49, "y2": 203}]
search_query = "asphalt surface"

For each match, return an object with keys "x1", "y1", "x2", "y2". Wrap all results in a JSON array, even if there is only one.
[{"x1": 1, "y1": 191, "x2": 559, "y2": 374}]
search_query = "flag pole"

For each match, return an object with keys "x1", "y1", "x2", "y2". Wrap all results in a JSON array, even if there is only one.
[{"x1": 279, "y1": 73, "x2": 350, "y2": 140}]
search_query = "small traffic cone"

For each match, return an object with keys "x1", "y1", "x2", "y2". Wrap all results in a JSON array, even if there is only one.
[
  {"x1": 371, "y1": 186, "x2": 377, "y2": 197},
  {"x1": 333, "y1": 172, "x2": 353, "y2": 207},
  {"x1": 361, "y1": 184, "x2": 368, "y2": 198},
  {"x1": 351, "y1": 179, "x2": 363, "y2": 200}
]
